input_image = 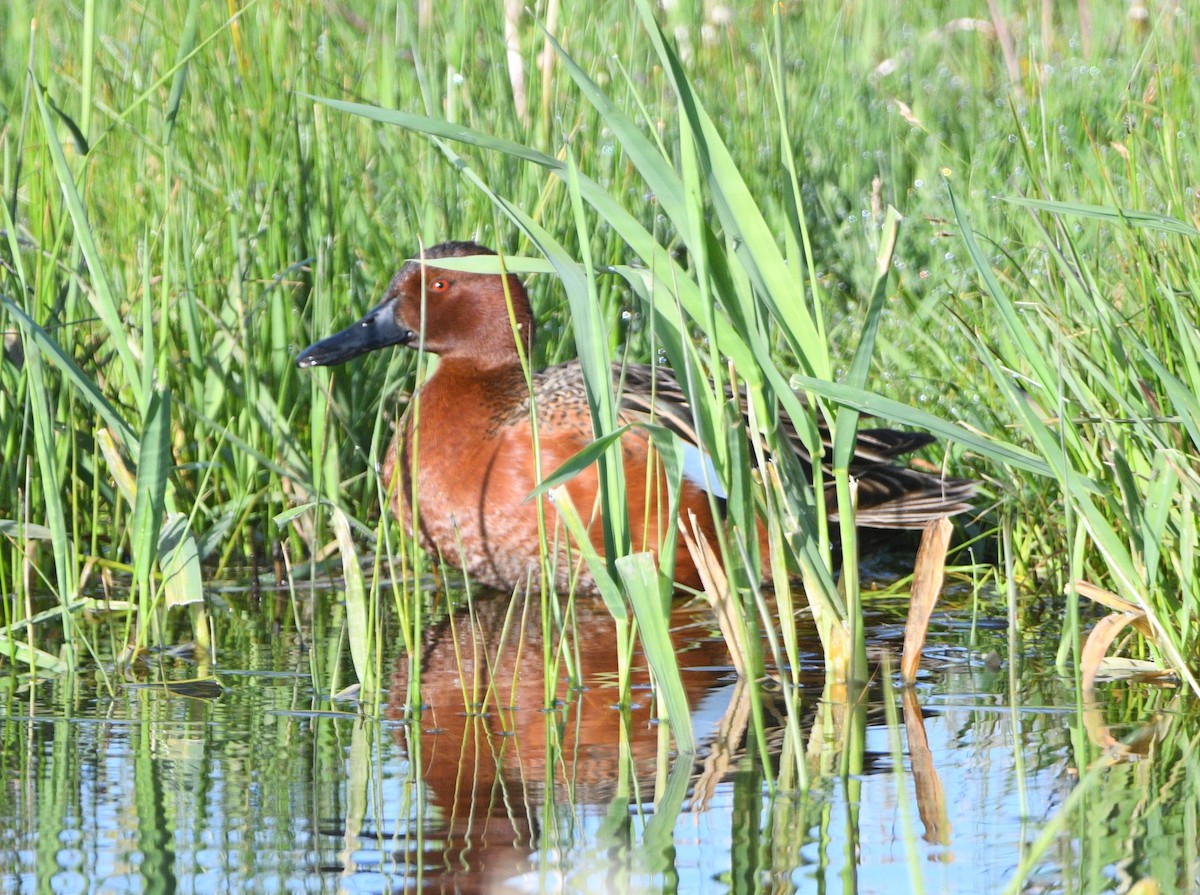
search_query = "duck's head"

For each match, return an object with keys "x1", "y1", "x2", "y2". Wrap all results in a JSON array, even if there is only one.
[{"x1": 296, "y1": 241, "x2": 532, "y2": 371}]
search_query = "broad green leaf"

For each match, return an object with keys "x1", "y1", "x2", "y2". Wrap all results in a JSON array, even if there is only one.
[
  {"x1": 132, "y1": 388, "x2": 172, "y2": 616},
  {"x1": 0, "y1": 635, "x2": 67, "y2": 673},
  {"x1": 159, "y1": 512, "x2": 204, "y2": 608},
  {"x1": 526, "y1": 425, "x2": 633, "y2": 502},
  {"x1": 332, "y1": 506, "x2": 373, "y2": 692},
  {"x1": 548, "y1": 485, "x2": 625, "y2": 620},
  {"x1": 616, "y1": 552, "x2": 696, "y2": 755}
]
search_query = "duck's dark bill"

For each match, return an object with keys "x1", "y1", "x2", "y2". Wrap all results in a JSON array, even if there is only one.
[{"x1": 296, "y1": 300, "x2": 415, "y2": 368}]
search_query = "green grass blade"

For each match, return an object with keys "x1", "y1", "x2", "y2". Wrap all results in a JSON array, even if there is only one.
[
  {"x1": 1, "y1": 298, "x2": 138, "y2": 449},
  {"x1": 947, "y1": 182, "x2": 1083, "y2": 452},
  {"x1": 333, "y1": 505, "x2": 374, "y2": 694},
  {"x1": 164, "y1": 0, "x2": 202, "y2": 144},
  {"x1": 539, "y1": 24, "x2": 689, "y2": 235},
  {"x1": 526, "y1": 425, "x2": 632, "y2": 501},
  {"x1": 833, "y1": 207, "x2": 901, "y2": 678},
  {"x1": 788, "y1": 372, "x2": 1063, "y2": 481},
  {"x1": 301, "y1": 94, "x2": 559, "y2": 168},
  {"x1": 616, "y1": 552, "x2": 695, "y2": 755},
  {"x1": 308, "y1": 93, "x2": 762, "y2": 378},
  {"x1": 1003, "y1": 196, "x2": 1200, "y2": 237},
  {"x1": 158, "y1": 512, "x2": 204, "y2": 609},
  {"x1": 832, "y1": 207, "x2": 901, "y2": 468},
  {"x1": 18, "y1": 327, "x2": 78, "y2": 646},
  {"x1": 131, "y1": 387, "x2": 171, "y2": 632},
  {"x1": 34, "y1": 83, "x2": 142, "y2": 394},
  {"x1": 633, "y1": 0, "x2": 827, "y2": 377},
  {"x1": 563, "y1": 150, "x2": 629, "y2": 570},
  {"x1": 548, "y1": 486, "x2": 625, "y2": 620}
]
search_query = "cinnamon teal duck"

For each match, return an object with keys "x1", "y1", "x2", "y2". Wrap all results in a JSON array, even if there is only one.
[{"x1": 298, "y1": 241, "x2": 975, "y2": 594}]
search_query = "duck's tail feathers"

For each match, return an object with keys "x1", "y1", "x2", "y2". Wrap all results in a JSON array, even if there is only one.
[{"x1": 832, "y1": 468, "x2": 978, "y2": 530}]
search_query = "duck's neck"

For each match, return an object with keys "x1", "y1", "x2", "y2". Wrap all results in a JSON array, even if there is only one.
[
  {"x1": 425, "y1": 355, "x2": 526, "y2": 387},
  {"x1": 412, "y1": 357, "x2": 528, "y2": 429}
]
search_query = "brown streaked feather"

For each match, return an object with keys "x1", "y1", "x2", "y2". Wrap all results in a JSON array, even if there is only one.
[{"x1": 511, "y1": 360, "x2": 975, "y2": 529}]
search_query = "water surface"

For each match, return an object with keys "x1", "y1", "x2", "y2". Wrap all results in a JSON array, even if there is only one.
[{"x1": 0, "y1": 585, "x2": 1194, "y2": 894}]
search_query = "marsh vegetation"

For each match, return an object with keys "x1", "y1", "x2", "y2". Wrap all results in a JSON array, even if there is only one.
[{"x1": 1, "y1": 1, "x2": 1198, "y2": 891}]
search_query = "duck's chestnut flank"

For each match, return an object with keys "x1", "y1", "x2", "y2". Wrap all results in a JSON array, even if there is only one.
[{"x1": 298, "y1": 241, "x2": 976, "y2": 594}]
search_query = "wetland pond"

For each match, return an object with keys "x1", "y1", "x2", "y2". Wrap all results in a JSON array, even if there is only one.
[{"x1": 0, "y1": 567, "x2": 1195, "y2": 894}]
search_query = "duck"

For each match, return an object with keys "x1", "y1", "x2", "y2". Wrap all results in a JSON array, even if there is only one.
[{"x1": 297, "y1": 241, "x2": 975, "y2": 595}]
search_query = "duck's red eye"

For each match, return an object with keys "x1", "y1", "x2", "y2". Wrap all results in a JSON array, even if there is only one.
[{"x1": 429, "y1": 278, "x2": 449, "y2": 293}]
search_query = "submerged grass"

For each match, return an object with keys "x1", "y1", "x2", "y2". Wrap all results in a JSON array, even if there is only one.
[{"x1": 0, "y1": 0, "x2": 1197, "y2": 729}]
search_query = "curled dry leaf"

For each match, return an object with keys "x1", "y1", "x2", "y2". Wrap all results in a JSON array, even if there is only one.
[
  {"x1": 1074, "y1": 579, "x2": 1140, "y2": 613},
  {"x1": 1080, "y1": 607, "x2": 1167, "y2": 691},
  {"x1": 1076, "y1": 578, "x2": 1171, "y2": 689},
  {"x1": 1081, "y1": 610, "x2": 1145, "y2": 692},
  {"x1": 1078, "y1": 579, "x2": 1177, "y2": 760}
]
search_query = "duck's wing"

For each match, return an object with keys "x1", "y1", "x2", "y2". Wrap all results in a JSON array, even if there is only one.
[
  {"x1": 612, "y1": 362, "x2": 701, "y2": 445},
  {"x1": 612, "y1": 363, "x2": 925, "y2": 468},
  {"x1": 610, "y1": 361, "x2": 976, "y2": 527}
]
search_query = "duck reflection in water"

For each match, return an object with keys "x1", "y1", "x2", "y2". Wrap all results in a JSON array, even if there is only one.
[
  {"x1": 384, "y1": 592, "x2": 785, "y2": 893},
  {"x1": 375, "y1": 591, "x2": 960, "y2": 891}
]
